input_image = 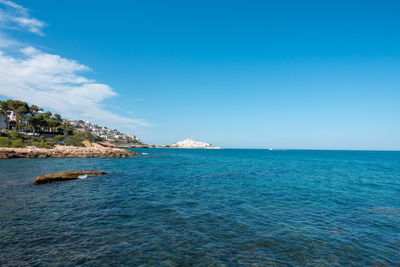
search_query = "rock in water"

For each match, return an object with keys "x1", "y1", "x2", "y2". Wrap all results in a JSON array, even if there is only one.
[{"x1": 33, "y1": 170, "x2": 107, "y2": 185}]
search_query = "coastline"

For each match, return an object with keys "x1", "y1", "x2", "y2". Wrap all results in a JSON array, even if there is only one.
[
  {"x1": 0, "y1": 144, "x2": 137, "y2": 159},
  {"x1": 119, "y1": 144, "x2": 223, "y2": 149}
]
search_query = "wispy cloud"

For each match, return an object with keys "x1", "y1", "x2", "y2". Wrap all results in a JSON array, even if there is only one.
[
  {"x1": 0, "y1": 47, "x2": 151, "y2": 127},
  {"x1": 0, "y1": 0, "x2": 45, "y2": 35},
  {"x1": 0, "y1": 1, "x2": 151, "y2": 130}
]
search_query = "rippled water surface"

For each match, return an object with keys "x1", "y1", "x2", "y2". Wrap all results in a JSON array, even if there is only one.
[{"x1": 1, "y1": 149, "x2": 400, "y2": 266}]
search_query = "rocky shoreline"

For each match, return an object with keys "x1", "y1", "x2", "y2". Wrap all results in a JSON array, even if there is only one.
[{"x1": 0, "y1": 143, "x2": 137, "y2": 159}]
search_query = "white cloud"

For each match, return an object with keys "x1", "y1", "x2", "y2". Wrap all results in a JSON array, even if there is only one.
[
  {"x1": 0, "y1": 46, "x2": 151, "y2": 127},
  {"x1": 0, "y1": 1, "x2": 151, "y2": 130},
  {"x1": 0, "y1": 0, "x2": 45, "y2": 35},
  {"x1": 0, "y1": 32, "x2": 18, "y2": 47},
  {"x1": 0, "y1": 0, "x2": 24, "y2": 10}
]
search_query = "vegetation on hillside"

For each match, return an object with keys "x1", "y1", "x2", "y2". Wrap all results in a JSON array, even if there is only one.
[
  {"x1": 0, "y1": 99, "x2": 141, "y2": 148},
  {"x1": 0, "y1": 130, "x2": 102, "y2": 148},
  {"x1": 0, "y1": 99, "x2": 72, "y2": 134}
]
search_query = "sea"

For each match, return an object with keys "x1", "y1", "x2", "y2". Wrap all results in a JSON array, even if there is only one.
[{"x1": 1, "y1": 149, "x2": 400, "y2": 266}]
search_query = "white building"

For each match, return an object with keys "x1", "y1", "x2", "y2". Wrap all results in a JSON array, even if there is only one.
[
  {"x1": 7, "y1": 111, "x2": 16, "y2": 122},
  {"x1": 171, "y1": 139, "x2": 212, "y2": 148}
]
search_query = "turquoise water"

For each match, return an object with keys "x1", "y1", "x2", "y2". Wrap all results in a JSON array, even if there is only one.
[{"x1": 1, "y1": 149, "x2": 400, "y2": 266}]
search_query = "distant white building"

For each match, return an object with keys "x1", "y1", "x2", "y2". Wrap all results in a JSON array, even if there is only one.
[
  {"x1": 171, "y1": 139, "x2": 212, "y2": 148},
  {"x1": 66, "y1": 119, "x2": 140, "y2": 143}
]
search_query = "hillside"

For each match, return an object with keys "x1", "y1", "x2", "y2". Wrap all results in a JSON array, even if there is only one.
[{"x1": 0, "y1": 99, "x2": 142, "y2": 148}]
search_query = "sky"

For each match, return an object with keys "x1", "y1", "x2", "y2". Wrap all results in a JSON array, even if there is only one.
[{"x1": 0, "y1": 0, "x2": 399, "y2": 150}]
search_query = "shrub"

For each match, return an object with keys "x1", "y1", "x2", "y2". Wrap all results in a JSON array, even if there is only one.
[
  {"x1": 63, "y1": 136, "x2": 84, "y2": 147},
  {"x1": 31, "y1": 141, "x2": 40, "y2": 147},
  {"x1": 9, "y1": 130, "x2": 21, "y2": 139},
  {"x1": 72, "y1": 132, "x2": 102, "y2": 142},
  {"x1": 37, "y1": 142, "x2": 52, "y2": 149},
  {"x1": 62, "y1": 132, "x2": 102, "y2": 147},
  {"x1": 53, "y1": 135, "x2": 64, "y2": 142},
  {"x1": 24, "y1": 139, "x2": 35, "y2": 147},
  {"x1": 33, "y1": 135, "x2": 54, "y2": 148},
  {"x1": 0, "y1": 136, "x2": 10, "y2": 147},
  {"x1": 11, "y1": 139, "x2": 26, "y2": 148},
  {"x1": 17, "y1": 123, "x2": 26, "y2": 129}
]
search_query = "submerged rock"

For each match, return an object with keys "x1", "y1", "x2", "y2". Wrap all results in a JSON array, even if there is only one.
[{"x1": 33, "y1": 170, "x2": 107, "y2": 185}]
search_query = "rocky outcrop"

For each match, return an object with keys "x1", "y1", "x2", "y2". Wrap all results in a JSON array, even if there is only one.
[
  {"x1": 33, "y1": 170, "x2": 107, "y2": 185},
  {"x1": 0, "y1": 143, "x2": 137, "y2": 159},
  {"x1": 81, "y1": 140, "x2": 93, "y2": 147},
  {"x1": 97, "y1": 141, "x2": 117, "y2": 148}
]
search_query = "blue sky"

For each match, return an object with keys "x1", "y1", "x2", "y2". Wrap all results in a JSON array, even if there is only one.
[{"x1": 0, "y1": 0, "x2": 399, "y2": 150}]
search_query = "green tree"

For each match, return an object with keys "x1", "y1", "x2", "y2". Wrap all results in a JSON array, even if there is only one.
[
  {"x1": 53, "y1": 113, "x2": 62, "y2": 122},
  {"x1": 6, "y1": 100, "x2": 29, "y2": 131},
  {"x1": 36, "y1": 114, "x2": 47, "y2": 132},
  {"x1": 44, "y1": 118, "x2": 61, "y2": 133},
  {"x1": 59, "y1": 121, "x2": 74, "y2": 136},
  {"x1": 27, "y1": 115, "x2": 40, "y2": 134},
  {"x1": 29, "y1": 105, "x2": 39, "y2": 115},
  {"x1": 0, "y1": 100, "x2": 7, "y2": 115},
  {"x1": 43, "y1": 111, "x2": 52, "y2": 118}
]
